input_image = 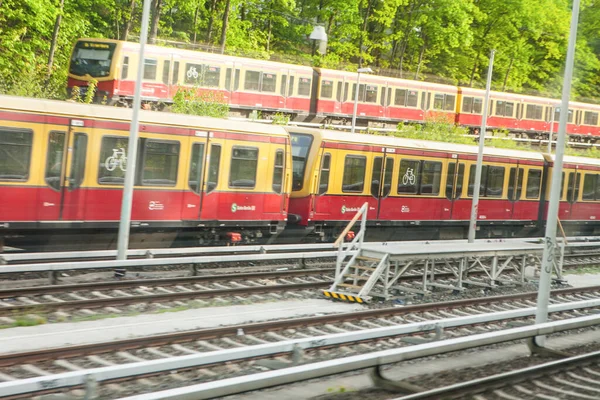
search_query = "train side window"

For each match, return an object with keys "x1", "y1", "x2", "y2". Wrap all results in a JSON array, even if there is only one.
[
  {"x1": 298, "y1": 77, "x2": 311, "y2": 96},
  {"x1": 290, "y1": 133, "x2": 313, "y2": 191},
  {"x1": 433, "y1": 94, "x2": 444, "y2": 110},
  {"x1": 229, "y1": 147, "x2": 258, "y2": 188},
  {"x1": 141, "y1": 140, "x2": 180, "y2": 187},
  {"x1": 185, "y1": 64, "x2": 220, "y2": 87},
  {"x1": 382, "y1": 157, "x2": 393, "y2": 197},
  {"x1": 473, "y1": 98, "x2": 483, "y2": 114},
  {"x1": 45, "y1": 131, "x2": 66, "y2": 191},
  {"x1": 365, "y1": 85, "x2": 377, "y2": 103},
  {"x1": 446, "y1": 163, "x2": 456, "y2": 199},
  {"x1": 206, "y1": 144, "x2": 221, "y2": 193},
  {"x1": 69, "y1": 133, "x2": 87, "y2": 190},
  {"x1": 98, "y1": 136, "x2": 129, "y2": 185},
  {"x1": 566, "y1": 172, "x2": 581, "y2": 202},
  {"x1": 420, "y1": 161, "x2": 442, "y2": 195},
  {"x1": 288, "y1": 76, "x2": 295, "y2": 96},
  {"x1": 0, "y1": 128, "x2": 33, "y2": 181},
  {"x1": 244, "y1": 70, "x2": 260, "y2": 91},
  {"x1": 280, "y1": 75, "x2": 287, "y2": 96},
  {"x1": 595, "y1": 175, "x2": 600, "y2": 200},
  {"x1": 225, "y1": 68, "x2": 232, "y2": 91},
  {"x1": 343, "y1": 82, "x2": 349, "y2": 101},
  {"x1": 272, "y1": 149, "x2": 284, "y2": 194},
  {"x1": 526, "y1": 104, "x2": 543, "y2": 120},
  {"x1": 486, "y1": 166, "x2": 505, "y2": 197},
  {"x1": 380, "y1": 88, "x2": 386, "y2": 106},
  {"x1": 407, "y1": 90, "x2": 418, "y2": 107},
  {"x1": 261, "y1": 72, "x2": 277, "y2": 93},
  {"x1": 121, "y1": 56, "x2": 129, "y2": 79},
  {"x1": 386, "y1": 88, "x2": 392, "y2": 106},
  {"x1": 462, "y1": 97, "x2": 473, "y2": 113},
  {"x1": 234, "y1": 69, "x2": 240, "y2": 91},
  {"x1": 371, "y1": 157, "x2": 383, "y2": 197},
  {"x1": 455, "y1": 164, "x2": 465, "y2": 198},
  {"x1": 526, "y1": 169, "x2": 542, "y2": 199},
  {"x1": 420, "y1": 92, "x2": 426, "y2": 110},
  {"x1": 468, "y1": 165, "x2": 487, "y2": 197},
  {"x1": 173, "y1": 61, "x2": 180, "y2": 84},
  {"x1": 188, "y1": 143, "x2": 205, "y2": 194},
  {"x1": 398, "y1": 159, "x2": 420, "y2": 194},
  {"x1": 321, "y1": 80, "x2": 333, "y2": 98},
  {"x1": 560, "y1": 172, "x2": 566, "y2": 198},
  {"x1": 444, "y1": 95, "x2": 456, "y2": 111},
  {"x1": 336, "y1": 82, "x2": 342, "y2": 102},
  {"x1": 396, "y1": 89, "x2": 408, "y2": 106},
  {"x1": 342, "y1": 155, "x2": 366, "y2": 193},
  {"x1": 162, "y1": 60, "x2": 171, "y2": 85},
  {"x1": 143, "y1": 58, "x2": 157, "y2": 80},
  {"x1": 508, "y1": 167, "x2": 524, "y2": 200},
  {"x1": 584, "y1": 111, "x2": 599, "y2": 126},
  {"x1": 352, "y1": 84, "x2": 366, "y2": 102},
  {"x1": 318, "y1": 153, "x2": 331, "y2": 195},
  {"x1": 582, "y1": 173, "x2": 596, "y2": 201}
]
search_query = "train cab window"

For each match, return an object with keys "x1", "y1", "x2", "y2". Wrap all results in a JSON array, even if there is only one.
[
  {"x1": 398, "y1": 159, "x2": 420, "y2": 194},
  {"x1": 162, "y1": 60, "x2": 171, "y2": 85},
  {"x1": 45, "y1": 131, "x2": 66, "y2": 191},
  {"x1": 420, "y1": 161, "x2": 442, "y2": 195},
  {"x1": 98, "y1": 136, "x2": 129, "y2": 185},
  {"x1": 280, "y1": 75, "x2": 287, "y2": 96},
  {"x1": 526, "y1": 169, "x2": 543, "y2": 199},
  {"x1": 525, "y1": 104, "x2": 543, "y2": 120},
  {"x1": 173, "y1": 61, "x2": 180, "y2": 84},
  {"x1": 298, "y1": 77, "x2": 311, "y2": 96},
  {"x1": 407, "y1": 90, "x2": 419, "y2": 107},
  {"x1": 584, "y1": 111, "x2": 598, "y2": 126},
  {"x1": 262, "y1": 72, "x2": 277, "y2": 92},
  {"x1": 288, "y1": 76, "x2": 295, "y2": 96},
  {"x1": 0, "y1": 128, "x2": 33, "y2": 181},
  {"x1": 188, "y1": 143, "x2": 205, "y2": 193},
  {"x1": 566, "y1": 172, "x2": 581, "y2": 203},
  {"x1": 365, "y1": 85, "x2": 377, "y2": 103},
  {"x1": 272, "y1": 149, "x2": 284, "y2": 194},
  {"x1": 69, "y1": 133, "x2": 87, "y2": 190},
  {"x1": 121, "y1": 56, "x2": 129, "y2": 79},
  {"x1": 395, "y1": 89, "x2": 407, "y2": 106},
  {"x1": 320, "y1": 80, "x2": 333, "y2": 98},
  {"x1": 318, "y1": 153, "x2": 331, "y2": 195},
  {"x1": 582, "y1": 174, "x2": 599, "y2": 201},
  {"x1": 508, "y1": 167, "x2": 524, "y2": 201},
  {"x1": 342, "y1": 155, "x2": 366, "y2": 193},
  {"x1": 141, "y1": 140, "x2": 180, "y2": 187},
  {"x1": 143, "y1": 58, "x2": 157, "y2": 80},
  {"x1": 290, "y1": 133, "x2": 313, "y2": 191},
  {"x1": 229, "y1": 147, "x2": 258, "y2": 188},
  {"x1": 206, "y1": 144, "x2": 221, "y2": 193}
]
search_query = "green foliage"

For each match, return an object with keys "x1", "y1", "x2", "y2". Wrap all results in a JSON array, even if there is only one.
[
  {"x1": 271, "y1": 112, "x2": 290, "y2": 125},
  {"x1": 171, "y1": 87, "x2": 230, "y2": 118},
  {"x1": 565, "y1": 146, "x2": 600, "y2": 159},
  {"x1": 69, "y1": 79, "x2": 98, "y2": 104},
  {"x1": 392, "y1": 114, "x2": 474, "y2": 145}
]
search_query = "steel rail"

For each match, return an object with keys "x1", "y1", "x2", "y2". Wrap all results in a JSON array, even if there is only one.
[
  {"x1": 0, "y1": 286, "x2": 598, "y2": 367},
  {"x1": 398, "y1": 349, "x2": 600, "y2": 399},
  {"x1": 3, "y1": 310, "x2": 600, "y2": 399}
]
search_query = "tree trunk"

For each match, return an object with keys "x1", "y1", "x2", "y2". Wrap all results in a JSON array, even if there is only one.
[
  {"x1": 192, "y1": 1, "x2": 199, "y2": 43},
  {"x1": 502, "y1": 53, "x2": 515, "y2": 91},
  {"x1": 357, "y1": 0, "x2": 372, "y2": 68},
  {"x1": 469, "y1": 50, "x2": 480, "y2": 87},
  {"x1": 47, "y1": 0, "x2": 65, "y2": 81},
  {"x1": 219, "y1": 0, "x2": 231, "y2": 54},
  {"x1": 149, "y1": 0, "x2": 163, "y2": 44},
  {"x1": 415, "y1": 41, "x2": 426, "y2": 79},
  {"x1": 266, "y1": 17, "x2": 272, "y2": 53},
  {"x1": 121, "y1": 0, "x2": 136, "y2": 41},
  {"x1": 207, "y1": 0, "x2": 218, "y2": 42}
]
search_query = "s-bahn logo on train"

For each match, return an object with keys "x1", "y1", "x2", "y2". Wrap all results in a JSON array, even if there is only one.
[
  {"x1": 231, "y1": 203, "x2": 256, "y2": 213},
  {"x1": 341, "y1": 205, "x2": 361, "y2": 214}
]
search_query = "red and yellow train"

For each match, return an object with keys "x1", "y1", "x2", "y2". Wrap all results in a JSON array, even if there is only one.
[
  {"x1": 68, "y1": 38, "x2": 600, "y2": 141},
  {"x1": 2, "y1": 95, "x2": 600, "y2": 250}
]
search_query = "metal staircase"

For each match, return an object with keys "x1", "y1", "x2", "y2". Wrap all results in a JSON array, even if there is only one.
[{"x1": 323, "y1": 203, "x2": 390, "y2": 303}]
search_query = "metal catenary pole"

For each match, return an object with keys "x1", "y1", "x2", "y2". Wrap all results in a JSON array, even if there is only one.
[
  {"x1": 547, "y1": 107, "x2": 555, "y2": 154},
  {"x1": 468, "y1": 50, "x2": 495, "y2": 243},
  {"x1": 116, "y1": 0, "x2": 152, "y2": 261},
  {"x1": 351, "y1": 71, "x2": 362, "y2": 135},
  {"x1": 535, "y1": 0, "x2": 580, "y2": 328}
]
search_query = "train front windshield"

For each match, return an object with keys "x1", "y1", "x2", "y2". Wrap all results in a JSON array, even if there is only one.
[{"x1": 69, "y1": 41, "x2": 116, "y2": 78}]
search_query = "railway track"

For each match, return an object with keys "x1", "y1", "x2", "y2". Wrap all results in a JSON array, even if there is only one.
[{"x1": 1, "y1": 286, "x2": 599, "y2": 399}]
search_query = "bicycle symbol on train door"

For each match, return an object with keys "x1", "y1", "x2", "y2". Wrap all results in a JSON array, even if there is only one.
[
  {"x1": 402, "y1": 168, "x2": 416, "y2": 185},
  {"x1": 105, "y1": 148, "x2": 127, "y2": 172}
]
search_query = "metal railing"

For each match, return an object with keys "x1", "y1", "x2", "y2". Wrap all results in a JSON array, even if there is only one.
[{"x1": 333, "y1": 202, "x2": 369, "y2": 278}]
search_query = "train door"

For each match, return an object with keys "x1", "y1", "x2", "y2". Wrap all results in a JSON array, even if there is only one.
[
  {"x1": 39, "y1": 120, "x2": 88, "y2": 221},
  {"x1": 446, "y1": 157, "x2": 467, "y2": 220},
  {"x1": 507, "y1": 165, "x2": 524, "y2": 219},
  {"x1": 334, "y1": 81, "x2": 343, "y2": 114},
  {"x1": 279, "y1": 68, "x2": 289, "y2": 110},
  {"x1": 371, "y1": 150, "x2": 394, "y2": 220},
  {"x1": 263, "y1": 145, "x2": 288, "y2": 215},
  {"x1": 380, "y1": 84, "x2": 391, "y2": 119},
  {"x1": 181, "y1": 131, "x2": 209, "y2": 220},
  {"x1": 312, "y1": 146, "x2": 331, "y2": 218},
  {"x1": 199, "y1": 137, "x2": 224, "y2": 221},
  {"x1": 560, "y1": 170, "x2": 581, "y2": 220}
]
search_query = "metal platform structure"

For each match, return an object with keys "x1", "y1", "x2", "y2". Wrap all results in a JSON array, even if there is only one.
[{"x1": 324, "y1": 204, "x2": 565, "y2": 303}]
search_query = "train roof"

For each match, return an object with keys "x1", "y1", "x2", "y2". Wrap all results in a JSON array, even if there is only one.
[
  {"x1": 286, "y1": 126, "x2": 545, "y2": 161},
  {"x1": 318, "y1": 68, "x2": 457, "y2": 91},
  {"x1": 79, "y1": 38, "x2": 314, "y2": 73},
  {"x1": 0, "y1": 95, "x2": 288, "y2": 137}
]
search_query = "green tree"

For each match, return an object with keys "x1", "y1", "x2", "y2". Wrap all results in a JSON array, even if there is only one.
[{"x1": 171, "y1": 87, "x2": 230, "y2": 118}]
